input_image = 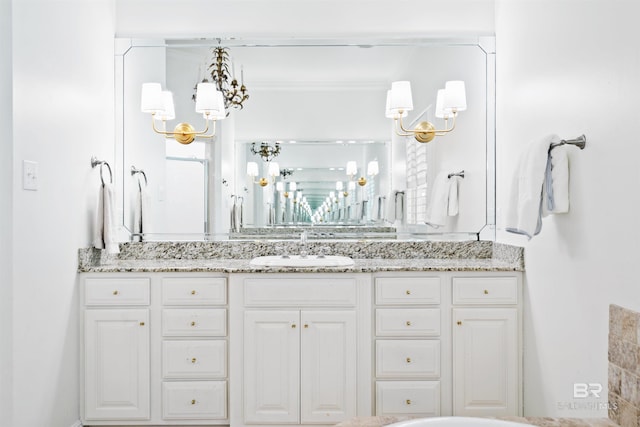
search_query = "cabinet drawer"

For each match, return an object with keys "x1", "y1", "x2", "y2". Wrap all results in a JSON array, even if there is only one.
[
  {"x1": 84, "y1": 277, "x2": 150, "y2": 306},
  {"x1": 162, "y1": 277, "x2": 227, "y2": 306},
  {"x1": 375, "y1": 381, "x2": 440, "y2": 416},
  {"x1": 376, "y1": 340, "x2": 440, "y2": 378},
  {"x1": 244, "y1": 277, "x2": 357, "y2": 307},
  {"x1": 162, "y1": 340, "x2": 227, "y2": 379},
  {"x1": 452, "y1": 276, "x2": 518, "y2": 305},
  {"x1": 376, "y1": 309, "x2": 440, "y2": 337},
  {"x1": 162, "y1": 381, "x2": 227, "y2": 420},
  {"x1": 162, "y1": 309, "x2": 227, "y2": 337},
  {"x1": 375, "y1": 277, "x2": 441, "y2": 305}
]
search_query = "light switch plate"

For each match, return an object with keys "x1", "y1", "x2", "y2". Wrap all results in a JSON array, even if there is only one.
[{"x1": 23, "y1": 160, "x2": 38, "y2": 191}]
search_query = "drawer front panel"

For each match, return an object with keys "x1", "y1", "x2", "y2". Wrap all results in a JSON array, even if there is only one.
[
  {"x1": 376, "y1": 309, "x2": 440, "y2": 337},
  {"x1": 162, "y1": 309, "x2": 227, "y2": 337},
  {"x1": 85, "y1": 277, "x2": 150, "y2": 306},
  {"x1": 375, "y1": 381, "x2": 440, "y2": 416},
  {"x1": 452, "y1": 276, "x2": 518, "y2": 305},
  {"x1": 244, "y1": 277, "x2": 357, "y2": 307},
  {"x1": 162, "y1": 340, "x2": 227, "y2": 379},
  {"x1": 376, "y1": 340, "x2": 440, "y2": 378},
  {"x1": 162, "y1": 381, "x2": 227, "y2": 420},
  {"x1": 375, "y1": 277, "x2": 441, "y2": 305},
  {"x1": 162, "y1": 277, "x2": 227, "y2": 306}
]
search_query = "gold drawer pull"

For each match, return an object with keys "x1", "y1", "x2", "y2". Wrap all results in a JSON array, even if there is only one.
[
  {"x1": 457, "y1": 320, "x2": 462, "y2": 325},
  {"x1": 406, "y1": 357, "x2": 411, "y2": 363},
  {"x1": 139, "y1": 322, "x2": 145, "y2": 326},
  {"x1": 405, "y1": 290, "x2": 411, "y2": 295},
  {"x1": 191, "y1": 399, "x2": 197, "y2": 405},
  {"x1": 191, "y1": 290, "x2": 197, "y2": 295},
  {"x1": 191, "y1": 357, "x2": 197, "y2": 364},
  {"x1": 190, "y1": 321, "x2": 196, "y2": 327},
  {"x1": 405, "y1": 321, "x2": 411, "y2": 326},
  {"x1": 304, "y1": 324, "x2": 309, "y2": 328},
  {"x1": 484, "y1": 289, "x2": 489, "y2": 295},
  {"x1": 406, "y1": 399, "x2": 411, "y2": 405},
  {"x1": 291, "y1": 324, "x2": 297, "y2": 329},
  {"x1": 113, "y1": 290, "x2": 119, "y2": 295}
]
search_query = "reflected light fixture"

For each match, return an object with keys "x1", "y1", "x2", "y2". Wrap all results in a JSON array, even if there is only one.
[
  {"x1": 141, "y1": 82, "x2": 226, "y2": 144},
  {"x1": 386, "y1": 80, "x2": 466, "y2": 143},
  {"x1": 251, "y1": 142, "x2": 281, "y2": 162},
  {"x1": 247, "y1": 161, "x2": 280, "y2": 187},
  {"x1": 196, "y1": 46, "x2": 249, "y2": 112},
  {"x1": 347, "y1": 160, "x2": 378, "y2": 187}
]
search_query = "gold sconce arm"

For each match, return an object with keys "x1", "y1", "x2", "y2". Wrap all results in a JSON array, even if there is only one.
[
  {"x1": 151, "y1": 114, "x2": 217, "y2": 145},
  {"x1": 394, "y1": 112, "x2": 458, "y2": 143}
]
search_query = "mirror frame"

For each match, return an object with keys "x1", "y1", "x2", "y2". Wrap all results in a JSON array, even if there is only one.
[{"x1": 114, "y1": 36, "x2": 496, "y2": 241}]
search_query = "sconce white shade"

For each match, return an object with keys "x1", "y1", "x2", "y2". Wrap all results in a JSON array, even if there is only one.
[
  {"x1": 141, "y1": 82, "x2": 164, "y2": 113},
  {"x1": 296, "y1": 191, "x2": 302, "y2": 200},
  {"x1": 346, "y1": 161, "x2": 358, "y2": 176},
  {"x1": 246, "y1": 161, "x2": 259, "y2": 177},
  {"x1": 389, "y1": 81, "x2": 414, "y2": 112},
  {"x1": 435, "y1": 89, "x2": 449, "y2": 119},
  {"x1": 336, "y1": 181, "x2": 344, "y2": 191},
  {"x1": 443, "y1": 81, "x2": 467, "y2": 112},
  {"x1": 195, "y1": 83, "x2": 220, "y2": 114},
  {"x1": 268, "y1": 162, "x2": 280, "y2": 177},
  {"x1": 385, "y1": 90, "x2": 408, "y2": 118},
  {"x1": 154, "y1": 91, "x2": 176, "y2": 121},
  {"x1": 289, "y1": 182, "x2": 297, "y2": 192},
  {"x1": 329, "y1": 191, "x2": 336, "y2": 199},
  {"x1": 348, "y1": 181, "x2": 356, "y2": 191},
  {"x1": 367, "y1": 160, "x2": 379, "y2": 176},
  {"x1": 276, "y1": 181, "x2": 284, "y2": 192}
]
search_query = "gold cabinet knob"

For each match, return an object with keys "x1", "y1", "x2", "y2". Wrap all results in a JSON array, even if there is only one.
[
  {"x1": 191, "y1": 399, "x2": 196, "y2": 405},
  {"x1": 406, "y1": 399, "x2": 412, "y2": 405},
  {"x1": 291, "y1": 324, "x2": 297, "y2": 329},
  {"x1": 191, "y1": 290, "x2": 197, "y2": 295},
  {"x1": 406, "y1": 357, "x2": 411, "y2": 363},
  {"x1": 113, "y1": 290, "x2": 119, "y2": 295},
  {"x1": 190, "y1": 321, "x2": 196, "y2": 327},
  {"x1": 191, "y1": 358, "x2": 197, "y2": 364},
  {"x1": 405, "y1": 290, "x2": 411, "y2": 295},
  {"x1": 484, "y1": 289, "x2": 489, "y2": 295},
  {"x1": 457, "y1": 320, "x2": 462, "y2": 325},
  {"x1": 304, "y1": 324, "x2": 309, "y2": 328},
  {"x1": 139, "y1": 322, "x2": 145, "y2": 326},
  {"x1": 406, "y1": 321, "x2": 411, "y2": 326}
]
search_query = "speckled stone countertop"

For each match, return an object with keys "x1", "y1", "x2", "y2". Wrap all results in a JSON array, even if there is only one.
[
  {"x1": 78, "y1": 241, "x2": 524, "y2": 273},
  {"x1": 334, "y1": 416, "x2": 617, "y2": 427}
]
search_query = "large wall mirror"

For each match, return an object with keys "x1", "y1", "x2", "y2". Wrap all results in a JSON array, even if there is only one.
[{"x1": 115, "y1": 37, "x2": 495, "y2": 241}]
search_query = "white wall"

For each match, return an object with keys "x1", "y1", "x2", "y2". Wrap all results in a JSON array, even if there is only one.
[
  {"x1": 11, "y1": 0, "x2": 115, "y2": 426},
  {"x1": 495, "y1": 0, "x2": 640, "y2": 417},
  {"x1": 0, "y1": 0, "x2": 13, "y2": 424}
]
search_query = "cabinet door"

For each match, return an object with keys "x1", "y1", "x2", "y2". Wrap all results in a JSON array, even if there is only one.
[
  {"x1": 244, "y1": 310, "x2": 300, "y2": 424},
  {"x1": 84, "y1": 309, "x2": 150, "y2": 420},
  {"x1": 300, "y1": 311, "x2": 357, "y2": 424},
  {"x1": 452, "y1": 308, "x2": 518, "y2": 416}
]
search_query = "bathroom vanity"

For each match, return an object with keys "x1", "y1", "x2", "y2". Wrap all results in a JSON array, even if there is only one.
[{"x1": 77, "y1": 241, "x2": 523, "y2": 427}]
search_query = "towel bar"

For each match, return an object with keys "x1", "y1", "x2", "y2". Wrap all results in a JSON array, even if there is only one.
[
  {"x1": 448, "y1": 170, "x2": 465, "y2": 179},
  {"x1": 91, "y1": 156, "x2": 112, "y2": 186}
]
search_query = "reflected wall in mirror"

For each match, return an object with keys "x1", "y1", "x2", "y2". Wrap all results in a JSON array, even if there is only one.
[{"x1": 115, "y1": 37, "x2": 495, "y2": 241}]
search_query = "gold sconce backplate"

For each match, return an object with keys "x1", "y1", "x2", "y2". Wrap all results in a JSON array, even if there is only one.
[
  {"x1": 414, "y1": 121, "x2": 436, "y2": 143},
  {"x1": 173, "y1": 122, "x2": 197, "y2": 145}
]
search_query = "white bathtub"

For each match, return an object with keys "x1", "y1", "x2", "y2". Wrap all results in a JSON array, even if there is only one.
[{"x1": 388, "y1": 417, "x2": 533, "y2": 427}]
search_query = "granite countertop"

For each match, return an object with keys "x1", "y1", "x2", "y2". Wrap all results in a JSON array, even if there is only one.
[
  {"x1": 334, "y1": 416, "x2": 618, "y2": 427},
  {"x1": 78, "y1": 241, "x2": 525, "y2": 273}
]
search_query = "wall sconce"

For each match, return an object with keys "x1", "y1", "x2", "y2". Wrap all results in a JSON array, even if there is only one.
[
  {"x1": 283, "y1": 182, "x2": 297, "y2": 198},
  {"x1": 247, "y1": 161, "x2": 280, "y2": 187},
  {"x1": 386, "y1": 80, "x2": 466, "y2": 143},
  {"x1": 336, "y1": 181, "x2": 348, "y2": 197},
  {"x1": 346, "y1": 160, "x2": 379, "y2": 187},
  {"x1": 141, "y1": 82, "x2": 226, "y2": 145}
]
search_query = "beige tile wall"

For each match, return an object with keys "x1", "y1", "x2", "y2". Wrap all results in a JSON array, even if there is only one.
[{"x1": 609, "y1": 304, "x2": 640, "y2": 427}]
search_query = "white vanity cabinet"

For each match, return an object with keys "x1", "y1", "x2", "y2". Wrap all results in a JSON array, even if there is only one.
[
  {"x1": 80, "y1": 273, "x2": 229, "y2": 426},
  {"x1": 229, "y1": 273, "x2": 372, "y2": 427}
]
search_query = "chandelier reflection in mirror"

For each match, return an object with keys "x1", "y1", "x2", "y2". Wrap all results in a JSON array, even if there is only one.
[
  {"x1": 250, "y1": 141, "x2": 281, "y2": 162},
  {"x1": 141, "y1": 82, "x2": 226, "y2": 144},
  {"x1": 194, "y1": 46, "x2": 249, "y2": 112},
  {"x1": 386, "y1": 80, "x2": 466, "y2": 143}
]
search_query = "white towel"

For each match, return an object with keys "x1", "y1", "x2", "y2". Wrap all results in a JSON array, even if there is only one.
[
  {"x1": 133, "y1": 185, "x2": 152, "y2": 240},
  {"x1": 505, "y1": 134, "x2": 558, "y2": 239},
  {"x1": 425, "y1": 171, "x2": 453, "y2": 228},
  {"x1": 543, "y1": 145, "x2": 569, "y2": 216},
  {"x1": 93, "y1": 183, "x2": 120, "y2": 254},
  {"x1": 448, "y1": 175, "x2": 462, "y2": 216}
]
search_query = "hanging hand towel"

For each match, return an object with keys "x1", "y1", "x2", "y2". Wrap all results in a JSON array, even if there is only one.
[
  {"x1": 93, "y1": 183, "x2": 120, "y2": 254},
  {"x1": 447, "y1": 175, "x2": 462, "y2": 217},
  {"x1": 425, "y1": 171, "x2": 452, "y2": 228},
  {"x1": 505, "y1": 134, "x2": 558, "y2": 239},
  {"x1": 133, "y1": 185, "x2": 152, "y2": 240},
  {"x1": 543, "y1": 144, "x2": 570, "y2": 216}
]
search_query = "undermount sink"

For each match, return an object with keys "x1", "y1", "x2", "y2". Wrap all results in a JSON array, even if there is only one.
[{"x1": 249, "y1": 255, "x2": 355, "y2": 268}]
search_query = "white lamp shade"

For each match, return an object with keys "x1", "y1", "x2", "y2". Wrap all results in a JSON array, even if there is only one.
[
  {"x1": 443, "y1": 81, "x2": 467, "y2": 112},
  {"x1": 367, "y1": 160, "x2": 379, "y2": 176},
  {"x1": 389, "y1": 81, "x2": 414, "y2": 112},
  {"x1": 329, "y1": 191, "x2": 336, "y2": 199},
  {"x1": 348, "y1": 181, "x2": 356, "y2": 190},
  {"x1": 276, "y1": 181, "x2": 284, "y2": 192},
  {"x1": 296, "y1": 191, "x2": 302, "y2": 200},
  {"x1": 268, "y1": 162, "x2": 280, "y2": 177},
  {"x1": 435, "y1": 88, "x2": 450, "y2": 119},
  {"x1": 246, "y1": 161, "x2": 259, "y2": 177},
  {"x1": 336, "y1": 181, "x2": 344, "y2": 191},
  {"x1": 195, "y1": 83, "x2": 219, "y2": 113},
  {"x1": 346, "y1": 161, "x2": 358, "y2": 176},
  {"x1": 154, "y1": 91, "x2": 175, "y2": 121},
  {"x1": 289, "y1": 182, "x2": 297, "y2": 192},
  {"x1": 141, "y1": 82, "x2": 164, "y2": 113}
]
